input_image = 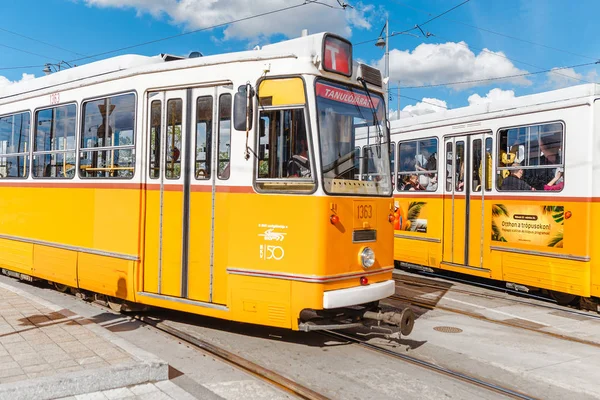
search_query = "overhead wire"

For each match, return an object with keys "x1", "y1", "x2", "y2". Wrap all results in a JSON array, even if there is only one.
[
  {"x1": 0, "y1": 1, "x2": 320, "y2": 71},
  {"x1": 0, "y1": 43, "x2": 61, "y2": 63},
  {"x1": 0, "y1": 27, "x2": 89, "y2": 58},
  {"x1": 392, "y1": 61, "x2": 599, "y2": 89},
  {"x1": 353, "y1": 0, "x2": 471, "y2": 46},
  {"x1": 390, "y1": 0, "x2": 599, "y2": 62}
]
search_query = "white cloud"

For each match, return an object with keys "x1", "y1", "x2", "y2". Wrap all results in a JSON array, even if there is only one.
[
  {"x1": 468, "y1": 88, "x2": 515, "y2": 106},
  {"x1": 0, "y1": 73, "x2": 35, "y2": 89},
  {"x1": 390, "y1": 97, "x2": 447, "y2": 119},
  {"x1": 377, "y1": 41, "x2": 531, "y2": 90},
  {"x1": 544, "y1": 67, "x2": 598, "y2": 89},
  {"x1": 81, "y1": 0, "x2": 374, "y2": 40}
]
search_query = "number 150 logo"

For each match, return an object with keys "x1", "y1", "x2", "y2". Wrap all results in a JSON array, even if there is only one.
[{"x1": 259, "y1": 245, "x2": 284, "y2": 260}]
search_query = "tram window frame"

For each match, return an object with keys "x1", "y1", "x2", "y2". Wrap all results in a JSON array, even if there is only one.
[
  {"x1": 471, "y1": 137, "x2": 493, "y2": 193},
  {"x1": 496, "y1": 122, "x2": 564, "y2": 192},
  {"x1": 255, "y1": 106, "x2": 315, "y2": 192},
  {"x1": 33, "y1": 103, "x2": 77, "y2": 180},
  {"x1": 390, "y1": 141, "x2": 395, "y2": 190},
  {"x1": 79, "y1": 92, "x2": 137, "y2": 179},
  {"x1": 164, "y1": 98, "x2": 183, "y2": 180},
  {"x1": 0, "y1": 111, "x2": 31, "y2": 179},
  {"x1": 217, "y1": 93, "x2": 232, "y2": 180},
  {"x1": 195, "y1": 95, "x2": 213, "y2": 181},
  {"x1": 397, "y1": 137, "x2": 439, "y2": 192},
  {"x1": 149, "y1": 99, "x2": 162, "y2": 180}
]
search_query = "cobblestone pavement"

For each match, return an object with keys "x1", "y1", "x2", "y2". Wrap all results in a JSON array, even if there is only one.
[
  {"x1": 56, "y1": 381, "x2": 197, "y2": 400},
  {"x1": 0, "y1": 288, "x2": 134, "y2": 384}
]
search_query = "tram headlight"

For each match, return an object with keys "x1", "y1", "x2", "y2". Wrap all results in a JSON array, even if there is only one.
[{"x1": 360, "y1": 247, "x2": 375, "y2": 269}]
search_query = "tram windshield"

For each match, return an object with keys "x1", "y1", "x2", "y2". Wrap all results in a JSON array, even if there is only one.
[{"x1": 316, "y1": 80, "x2": 391, "y2": 196}]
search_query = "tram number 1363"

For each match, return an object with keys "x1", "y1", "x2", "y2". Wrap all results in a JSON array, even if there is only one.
[{"x1": 357, "y1": 205, "x2": 373, "y2": 219}]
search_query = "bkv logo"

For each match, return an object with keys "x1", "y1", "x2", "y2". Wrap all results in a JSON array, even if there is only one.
[
  {"x1": 258, "y1": 228, "x2": 286, "y2": 242},
  {"x1": 259, "y1": 244, "x2": 285, "y2": 260}
]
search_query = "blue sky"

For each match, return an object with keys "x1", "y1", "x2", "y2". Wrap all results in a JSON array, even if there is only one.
[{"x1": 1, "y1": 0, "x2": 599, "y2": 117}]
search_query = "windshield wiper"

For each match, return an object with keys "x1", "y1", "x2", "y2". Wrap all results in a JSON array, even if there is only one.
[{"x1": 357, "y1": 77, "x2": 383, "y2": 155}]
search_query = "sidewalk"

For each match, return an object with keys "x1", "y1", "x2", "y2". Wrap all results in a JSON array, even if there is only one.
[{"x1": 0, "y1": 281, "x2": 169, "y2": 400}]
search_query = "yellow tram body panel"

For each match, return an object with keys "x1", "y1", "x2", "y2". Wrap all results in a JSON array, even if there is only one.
[
  {"x1": 394, "y1": 194, "x2": 595, "y2": 298},
  {"x1": 0, "y1": 183, "x2": 394, "y2": 330}
]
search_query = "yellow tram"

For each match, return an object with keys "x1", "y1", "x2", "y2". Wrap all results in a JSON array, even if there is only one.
[
  {"x1": 0, "y1": 32, "x2": 415, "y2": 333},
  {"x1": 382, "y1": 84, "x2": 600, "y2": 309}
]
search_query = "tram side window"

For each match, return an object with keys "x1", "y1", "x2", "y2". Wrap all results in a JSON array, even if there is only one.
[
  {"x1": 33, "y1": 104, "x2": 76, "y2": 179},
  {"x1": 80, "y1": 93, "x2": 136, "y2": 179},
  {"x1": 218, "y1": 94, "x2": 231, "y2": 180},
  {"x1": 256, "y1": 108, "x2": 311, "y2": 185},
  {"x1": 497, "y1": 122, "x2": 564, "y2": 191},
  {"x1": 165, "y1": 99, "x2": 182, "y2": 180},
  {"x1": 390, "y1": 141, "x2": 395, "y2": 190},
  {"x1": 149, "y1": 100, "x2": 161, "y2": 179},
  {"x1": 195, "y1": 96, "x2": 213, "y2": 180},
  {"x1": 0, "y1": 112, "x2": 30, "y2": 179},
  {"x1": 445, "y1": 142, "x2": 452, "y2": 191},
  {"x1": 397, "y1": 138, "x2": 438, "y2": 191}
]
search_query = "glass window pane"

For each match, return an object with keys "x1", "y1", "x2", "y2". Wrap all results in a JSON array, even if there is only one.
[
  {"x1": 445, "y1": 142, "x2": 453, "y2": 191},
  {"x1": 472, "y1": 139, "x2": 482, "y2": 192},
  {"x1": 397, "y1": 138, "x2": 438, "y2": 191},
  {"x1": 149, "y1": 100, "x2": 161, "y2": 179},
  {"x1": 35, "y1": 104, "x2": 76, "y2": 152},
  {"x1": 257, "y1": 109, "x2": 310, "y2": 180},
  {"x1": 456, "y1": 141, "x2": 465, "y2": 192},
  {"x1": 195, "y1": 96, "x2": 212, "y2": 180},
  {"x1": 0, "y1": 155, "x2": 28, "y2": 178},
  {"x1": 498, "y1": 123, "x2": 564, "y2": 191},
  {"x1": 218, "y1": 94, "x2": 231, "y2": 180},
  {"x1": 82, "y1": 94, "x2": 135, "y2": 149},
  {"x1": 0, "y1": 112, "x2": 30, "y2": 155},
  {"x1": 165, "y1": 98, "x2": 182, "y2": 180},
  {"x1": 485, "y1": 137, "x2": 492, "y2": 191},
  {"x1": 33, "y1": 152, "x2": 76, "y2": 178}
]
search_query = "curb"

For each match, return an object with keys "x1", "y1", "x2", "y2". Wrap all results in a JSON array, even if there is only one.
[{"x1": 0, "y1": 281, "x2": 169, "y2": 400}]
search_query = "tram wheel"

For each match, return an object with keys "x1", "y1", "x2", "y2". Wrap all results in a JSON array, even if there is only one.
[
  {"x1": 106, "y1": 296, "x2": 124, "y2": 313},
  {"x1": 550, "y1": 291, "x2": 578, "y2": 306},
  {"x1": 54, "y1": 283, "x2": 70, "y2": 293}
]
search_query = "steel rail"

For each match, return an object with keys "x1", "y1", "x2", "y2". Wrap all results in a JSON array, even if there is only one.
[
  {"x1": 135, "y1": 315, "x2": 329, "y2": 400},
  {"x1": 393, "y1": 273, "x2": 600, "y2": 320},
  {"x1": 321, "y1": 330, "x2": 539, "y2": 400},
  {"x1": 389, "y1": 293, "x2": 600, "y2": 350}
]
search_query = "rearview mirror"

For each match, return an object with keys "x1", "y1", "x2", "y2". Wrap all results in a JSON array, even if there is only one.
[{"x1": 234, "y1": 84, "x2": 254, "y2": 131}]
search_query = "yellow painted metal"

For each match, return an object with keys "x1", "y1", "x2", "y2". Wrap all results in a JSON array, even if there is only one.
[
  {"x1": 258, "y1": 78, "x2": 306, "y2": 106},
  {"x1": 0, "y1": 182, "x2": 395, "y2": 330},
  {"x1": 394, "y1": 197, "x2": 596, "y2": 298},
  {"x1": 187, "y1": 190, "x2": 212, "y2": 302}
]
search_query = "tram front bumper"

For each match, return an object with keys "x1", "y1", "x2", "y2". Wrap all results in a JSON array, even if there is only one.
[{"x1": 322, "y1": 279, "x2": 395, "y2": 309}]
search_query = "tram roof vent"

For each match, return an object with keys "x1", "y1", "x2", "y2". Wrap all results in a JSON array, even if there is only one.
[
  {"x1": 160, "y1": 52, "x2": 204, "y2": 62},
  {"x1": 358, "y1": 63, "x2": 382, "y2": 88}
]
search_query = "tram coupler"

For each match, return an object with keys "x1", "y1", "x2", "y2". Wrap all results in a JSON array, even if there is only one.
[{"x1": 363, "y1": 308, "x2": 415, "y2": 336}]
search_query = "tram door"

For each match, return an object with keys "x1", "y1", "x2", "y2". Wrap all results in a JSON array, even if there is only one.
[
  {"x1": 442, "y1": 133, "x2": 492, "y2": 269},
  {"x1": 143, "y1": 87, "x2": 229, "y2": 303}
]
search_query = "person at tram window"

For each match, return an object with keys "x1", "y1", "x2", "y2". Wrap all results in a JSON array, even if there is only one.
[
  {"x1": 525, "y1": 133, "x2": 563, "y2": 190},
  {"x1": 402, "y1": 174, "x2": 425, "y2": 191},
  {"x1": 501, "y1": 163, "x2": 535, "y2": 191},
  {"x1": 287, "y1": 139, "x2": 310, "y2": 178},
  {"x1": 456, "y1": 161, "x2": 465, "y2": 191}
]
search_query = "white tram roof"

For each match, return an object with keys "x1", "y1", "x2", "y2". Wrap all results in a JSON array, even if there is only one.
[
  {"x1": 0, "y1": 32, "x2": 335, "y2": 101},
  {"x1": 390, "y1": 83, "x2": 600, "y2": 131}
]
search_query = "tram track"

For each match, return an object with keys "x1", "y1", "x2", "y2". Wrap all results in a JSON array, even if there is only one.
[
  {"x1": 392, "y1": 277, "x2": 600, "y2": 350},
  {"x1": 134, "y1": 315, "x2": 328, "y2": 400},
  {"x1": 394, "y1": 271, "x2": 600, "y2": 320},
  {"x1": 320, "y1": 330, "x2": 538, "y2": 400}
]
